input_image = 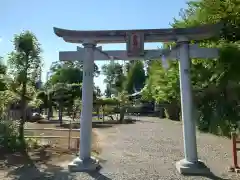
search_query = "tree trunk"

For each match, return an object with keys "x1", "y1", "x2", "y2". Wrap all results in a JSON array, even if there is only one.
[
  {"x1": 47, "y1": 106, "x2": 53, "y2": 120},
  {"x1": 19, "y1": 82, "x2": 27, "y2": 151},
  {"x1": 47, "y1": 94, "x2": 53, "y2": 120},
  {"x1": 164, "y1": 103, "x2": 180, "y2": 121},
  {"x1": 97, "y1": 106, "x2": 100, "y2": 121},
  {"x1": 119, "y1": 106, "x2": 126, "y2": 124},
  {"x1": 59, "y1": 103, "x2": 63, "y2": 125},
  {"x1": 102, "y1": 106, "x2": 105, "y2": 122},
  {"x1": 67, "y1": 107, "x2": 71, "y2": 117}
]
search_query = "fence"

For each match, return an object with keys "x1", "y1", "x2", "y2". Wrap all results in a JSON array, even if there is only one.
[
  {"x1": 24, "y1": 127, "x2": 80, "y2": 153},
  {"x1": 1, "y1": 110, "x2": 21, "y2": 120},
  {"x1": 1, "y1": 109, "x2": 34, "y2": 121},
  {"x1": 229, "y1": 132, "x2": 240, "y2": 173}
]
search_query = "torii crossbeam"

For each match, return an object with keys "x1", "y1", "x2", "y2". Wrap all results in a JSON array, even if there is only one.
[
  {"x1": 59, "y1": 44, "x2": 219, "y2": 61},
  {"x1": 53, "y1": 23, "x2": 222, "y2": 175}
]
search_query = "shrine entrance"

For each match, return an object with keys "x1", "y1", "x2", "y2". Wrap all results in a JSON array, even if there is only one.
[{"x1": 53, "y1": 23, "x2": 222, "y2": 175}]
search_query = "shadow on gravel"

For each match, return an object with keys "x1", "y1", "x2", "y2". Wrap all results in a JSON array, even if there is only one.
[
  {"x1": 57, "y1": 119, "x2": 137, "y2": 129},
  {"x1": 4, "y1": 153, "x2": 77, "y2": 180},
  {"x1": 185, "y1": 172, "x2": 231, "y2": 180},
  {"x1": 2, "y1": 151, "x2": 112, "y2": 180},
  {"x1": 8, "y1": 163, "x2": 77, "y2": 180},
  {"x1": 87, "y1": 165, "x2": 112, "y2": 180},
  {"x1": 57, "y1": 122, "x2": 114, "y2": 129},
  {"x1": 37, "y1": 120, "x2": 61, "y2": 124},
  {"x1": 88, "y1": 171, "x2": 112, "y2": 180}
]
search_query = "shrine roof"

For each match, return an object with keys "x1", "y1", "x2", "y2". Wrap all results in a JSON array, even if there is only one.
[{"x1": 53, "y1": 22, "x2": 223, "y2": 43}]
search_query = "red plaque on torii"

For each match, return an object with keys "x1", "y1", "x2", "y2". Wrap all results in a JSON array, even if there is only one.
[{"x1": 126, "y1": 32, "x2": 144, "y2": 58}]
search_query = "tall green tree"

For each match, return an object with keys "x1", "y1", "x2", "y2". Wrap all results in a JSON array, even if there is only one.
[
  {"x1": 143, "y1": 0, "x2": 240, "y2": 135},
  {"x1": 7, "y1": 31, "x2": 42, "y2": 147},
  {"x1": 0, "y1": 57, "x2": 7, "y2": 91},
  {"x1": 0, "y1": 57, "x2": 6, "y2": 74},
  {"x1": 173, "y1": 0, "x2": 240, "y2": 135},
  {"x1": 105, "y1": 85, "x2": 112, "y2": 98},
  {"x1": 142, "y1": 60, "x2": 180, "y2": 103},
  {"x1": 49, "y1": 62, "x2": 83, "y2": 85},
  {"x1": 49, "y1": 61, "x2": 100, "y2": 85},
  {"x1": 124, "y1": 60, "x2": 146, "y2": 94},
  {"x1": 51, "y1": 83, "x2": 72, "y2": 125},
  {"x1": 172, "y1": 0, "x2": 240, "y2": 41},
  {"x1": 102, "y1": 62, "x2": 125, "y2": 96}
]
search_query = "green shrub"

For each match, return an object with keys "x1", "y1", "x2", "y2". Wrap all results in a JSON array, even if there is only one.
[
  {"x1": 25, "y1": 137, "x2": 41, "y2": 149},
  {"x1": 95, "y1": 98, "x2": 119, "y2": 106},
  {"x1": 196, "y1": 92, "x2": 240, "y2": 137},
  {"x1": 103, "y1": 105, "x2": 118, "y2": 114},
  {"x1": 0, "y1": 119, "x2": 41, "y2": 152},
  {"x1": 0, "y1": 119, "x2": 22, "y2": 152},
  {"x1": 164, "y1": 103, "x2": 180, "y2": 121}
]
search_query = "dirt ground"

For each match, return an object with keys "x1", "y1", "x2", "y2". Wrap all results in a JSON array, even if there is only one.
[
  {"x1": 0, "y1": 120, "x2": 101, "y2": 180},
  {"x1": 24, "y1": 121, "x2": 100, "y2": 154}
]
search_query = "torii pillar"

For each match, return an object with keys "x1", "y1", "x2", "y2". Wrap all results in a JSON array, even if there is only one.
[
  {"x1": 176, "y1": 37, "x2": 209, "y2": 174},
  {"x1": 66, "y1": 40, "x2": 100, "y2": 171}
]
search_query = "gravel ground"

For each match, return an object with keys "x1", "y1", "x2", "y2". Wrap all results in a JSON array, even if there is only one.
[{"x1": 3, "y1": 117, "x2": 240, "y2": 179}]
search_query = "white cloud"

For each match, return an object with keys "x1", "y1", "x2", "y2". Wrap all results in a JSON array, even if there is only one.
[{"x1": 0, "y1": 37, "x2": 2, "y2": 42}]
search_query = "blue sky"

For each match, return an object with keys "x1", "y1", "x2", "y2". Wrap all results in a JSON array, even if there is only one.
[{"x1": 0, "y1": 0, "x2": 187, "y2": 93}]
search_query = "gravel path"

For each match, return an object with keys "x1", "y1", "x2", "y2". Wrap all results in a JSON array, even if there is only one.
[
  {"x1": 4, "y1": 117, "x2": 240, "y2": 179},
  {"x1": 72, "y1": 117, "x2": 239, "y2": 180}
]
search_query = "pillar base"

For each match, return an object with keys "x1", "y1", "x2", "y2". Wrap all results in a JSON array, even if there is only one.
[
  {"x1": 68, "y1": 156, "x2": 100, "y2": 172},
  {"x1": 176, "y1": 159, "x2": 210, "y2": 175}
]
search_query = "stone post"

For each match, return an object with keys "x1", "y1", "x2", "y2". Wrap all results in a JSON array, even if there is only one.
[
  {"x1": 68, "y1": 41, "x2": 99, "y2": 172},
  {"x1": 176, "y1": 37, "x2": 209, "y2": 175}
]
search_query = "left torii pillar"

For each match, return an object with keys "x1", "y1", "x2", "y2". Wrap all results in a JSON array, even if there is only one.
[{"x1": 68, "y1": 41, "x2": 100, "y2": 172}]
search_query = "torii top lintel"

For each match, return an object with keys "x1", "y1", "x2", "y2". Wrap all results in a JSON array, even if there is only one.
[{"x1": 53, "y1": 22, "x2": 223, "y2": 44}]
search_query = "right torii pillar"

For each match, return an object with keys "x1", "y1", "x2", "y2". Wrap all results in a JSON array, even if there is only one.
[{"x1": 176, "y1": 37, "x2": 210, "y2": 175}]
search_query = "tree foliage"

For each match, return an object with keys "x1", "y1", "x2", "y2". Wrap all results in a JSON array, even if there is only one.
[
  {"x1": 142, "y1": 60, "x2": 179, "y2": 104},
  {"x1": 49, "y1": 62, "x2": 83, "y2": 85},
  {"x1": 143, "y1": 0, "x2": 240, "y2": 136},
  {"x1": 102, "y1": 60, "x2": 146, "y2": 97},
  {"x1": 102, "y1": 62, "x2": 125, "y2": 97},
  {"x1": 7, "y1": 31, "x2": 42, "y2": 146},
  {"x1": 0, "y1": 57, "x2": 7, "y2": 91},
  {"x1": 124, "y1": 60, "x2": 146, "y2": 94}
]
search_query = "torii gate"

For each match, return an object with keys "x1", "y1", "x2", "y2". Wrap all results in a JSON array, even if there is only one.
[{"x1": 53, "y1": 23, "x2": 222, "y2": 174}]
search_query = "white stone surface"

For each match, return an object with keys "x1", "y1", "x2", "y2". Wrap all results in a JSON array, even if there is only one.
[
  {"x1": 176, "y1": 159, "x2": 210, "y2": 175},
  {"x1": 68, "y1": 157, "x2": 100, "y2": 172}
]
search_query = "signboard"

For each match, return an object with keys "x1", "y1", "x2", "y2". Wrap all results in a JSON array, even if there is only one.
[{"x1": 126, "y1": 32, "x2": 144, "y2": 58}]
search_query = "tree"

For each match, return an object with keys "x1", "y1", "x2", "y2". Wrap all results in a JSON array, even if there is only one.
[
  {"x1": 36, "y1": 90, "x2": 48, "y2": 114},
  {"x1": 51, "y1": 83, "x2": 71, "y2": 125},
  {"x1": 102, "y1": 62, "x2": 125, "y2": 96},
  {"x1": 117, "y1": 91, "x2": 130, "y2": 123},
  {"x1": 49, "y1": 62, "x2": 83, "y2": 85},
  {"x1": 172, "y1": 0, "x2": 240, "y2": 135},
  {"x1": 172, "y1": 0, "x2": 240, "y2": 41},
  {"x1": 124, "y1": 60, "x2": 146, "y2": 94},
  {"x1": 143, "y1": 0, "x2": 240, "y2": 135},
  {"x1": 49, "y1": 61, "x2": 100, "y2": 85},
  {"x1": 94, "y1": 85, "x2": 101, "y2": 97},
  {"x1": 0, "y1": 57, "x2": 7, "y2": 91},
  {"x1": 0, "y1": 57, "x2": 6, "y2": 74},
  {"x1": 7, "y1": 31, "x2": 42, "y2": 148},
  {"x1": 142, "y1": 59, "x2": 181, "y2": 120},
  {"x1": 104, "y1": 85, "x2": 112, "y2": 98}
]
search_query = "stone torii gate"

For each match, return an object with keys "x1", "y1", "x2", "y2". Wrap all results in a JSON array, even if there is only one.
[{"x1": 53, "y1": 23, "x2": 222, "y2": 174}]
